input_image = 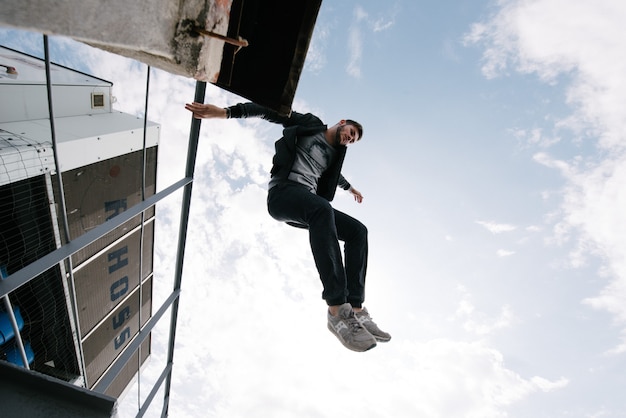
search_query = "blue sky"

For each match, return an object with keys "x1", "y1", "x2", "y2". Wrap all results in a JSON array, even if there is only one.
[{"x1": 2, "y1": 0, "x2": 626, "y2": 416}]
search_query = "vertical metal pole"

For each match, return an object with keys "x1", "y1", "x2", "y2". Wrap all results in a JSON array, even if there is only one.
[
  {"x1": 43, "y1": 36, "x2": 71, "y2": 244},
  {"x1": 160, "y1": 81, "x2": 206, "y2": 418},
  {"x1": 43, "y1": 34, "x2": 88, "y2": 381},
  {"x1": 140, "y1": 65, "x2": 151, "y2": 202},
  {"x1": 137, "y1": 64, "x2": 151, "y2": 412}
]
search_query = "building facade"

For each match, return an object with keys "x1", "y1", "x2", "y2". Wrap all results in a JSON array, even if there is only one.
[{"x1": 0, "y1": 45, "x2": 158, "y2": 399}]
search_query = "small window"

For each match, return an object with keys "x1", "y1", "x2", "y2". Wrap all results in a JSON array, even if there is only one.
[{"x1": 91, "y1": 92, "x2": 105, "y2": 109}]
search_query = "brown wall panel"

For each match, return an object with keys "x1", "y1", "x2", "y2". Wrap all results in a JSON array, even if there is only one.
[
  {"x1": 74, "y1": 223, "x2": 153, "y2": 336},
  {"x1": 83, "y1": 277, "x2": 152, "y2": 387},
  {"x1": 60, "y1": 147, "x2": 157, "y2": 266}
]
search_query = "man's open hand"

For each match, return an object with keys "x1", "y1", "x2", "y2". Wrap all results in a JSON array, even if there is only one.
[
  {"x1": 184, "y1": 102, "x2": 228, "y2": 119},
  {"x1": 350, "y1": 187, "x2": 363, "y2": 203}
]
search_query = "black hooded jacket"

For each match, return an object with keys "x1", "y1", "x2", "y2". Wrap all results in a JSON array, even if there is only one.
[{"x1": 227, "y1": 102, "x2": 350, "y2": 201}]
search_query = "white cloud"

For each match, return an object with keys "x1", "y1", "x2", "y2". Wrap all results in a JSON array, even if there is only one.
[
  {"x1": 467, "y1": 0, "x2": 626, "y2": 354},
  {"x1": 304, "y1": 21, "x2": 329, "y2": 74},
  {"x1": 496, "y1": 249, "x2": 515, "y2": 257},
  {"x1": 453, "y1": 286, "x2": 515, "y2": 336},
  {"x1": 309, "y1": 4, "x2": 395, "y2": 77},
  {"x1": 372, "y1": 18, "x2": 394, "y2": 33},
  {"x1": 510, "y1": 127, "x2": 561, "y2": 148},
  {"x1": 532, "y1": 152, "x2": 573, "y2": 178},
  {"x1": 346, "y1": 25, "x2": 363, "y2": 78},
  {"x1": 346, "y1": 6, "x2": 369, "y2": 78},
  {"x1": 354, "y1": 5, "x2": 368, "y2": 21},
  {"x1": 476, "y1": 220, "x2": 517, "y2": 234},
  {"x1": 345, "y1": 5, "x2": 397, "y2": 79},
  {"x1": 467, "y1": 0, "x2": 626, "y2": 149},
  {"x1": 530, "y1": 376, "x2": 569, "y2": 392}
]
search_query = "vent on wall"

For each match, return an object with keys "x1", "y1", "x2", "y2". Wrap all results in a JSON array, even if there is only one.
[{"x1": 91, "y1": 92, "x2": 105, "y2": 109}]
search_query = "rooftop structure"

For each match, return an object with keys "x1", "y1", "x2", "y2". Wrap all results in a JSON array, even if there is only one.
[
  {"x1": 0, "y1": 44, "x2": 159, "y2": 415},
  {"x1": 0, "y1": 0, "x2": 322, "y2": 115}
]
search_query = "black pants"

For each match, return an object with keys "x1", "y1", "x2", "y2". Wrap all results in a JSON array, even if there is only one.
[{"x1": 267, "y1": 182, "x2": 368, "y2": 307}]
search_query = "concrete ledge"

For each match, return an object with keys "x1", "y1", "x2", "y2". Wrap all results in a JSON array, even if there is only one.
[
  {"x1": 0, "y1": 361, "x2": 117, "y2": 418},
  {"x1": 0, "y1": 0, "x2": 228, "y2": 81}
]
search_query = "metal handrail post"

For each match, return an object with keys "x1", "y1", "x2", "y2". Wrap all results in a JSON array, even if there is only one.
[{"x1": 160, "y1": 80, "x2": 206, "y2": 418}]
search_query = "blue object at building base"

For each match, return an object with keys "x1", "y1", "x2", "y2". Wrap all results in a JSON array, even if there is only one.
[
  {"x1": 3, "y1": 340, "x2": 34, "y2": 367},
  {"x1": 0, "y1": 305, "x2": 25, "y2": 345}
]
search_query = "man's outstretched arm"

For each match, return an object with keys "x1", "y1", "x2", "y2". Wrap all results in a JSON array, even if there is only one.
[
  {"x1": 185, "y1": 102, "x2": 292, "y2": 124},
  {"x1": 185, "y1": 102, "x2": 321, "y2": 128},
  {"x1": 185, "y1": 102, "x2": 228, "y2": 119}
]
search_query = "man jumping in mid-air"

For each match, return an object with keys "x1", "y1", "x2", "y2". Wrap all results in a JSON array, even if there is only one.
[{"x1": 185, "y1": 101, "x2": 390, "y2": 352}]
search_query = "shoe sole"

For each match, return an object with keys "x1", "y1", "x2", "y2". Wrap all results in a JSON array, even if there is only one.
[
  {"x1": 373, "y1": 335, "x2": 391, "y2": 343},
  {"x1": 327, "y1": 323, "x2": 377, "y2": 352}
]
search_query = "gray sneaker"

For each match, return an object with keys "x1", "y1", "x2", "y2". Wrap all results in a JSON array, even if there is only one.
[
  {"x1": 355, "y1": 307, "x2": 391, "y2": 342},
  {"x1": 327, "y1": 303, "x2": 377, "y2": 352}
]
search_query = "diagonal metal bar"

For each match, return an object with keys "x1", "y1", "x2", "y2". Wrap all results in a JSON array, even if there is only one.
[
  {"x1": 0, "y1": 177, "x2": 192, "y2": 298},
  {"x1": 92, "y1": 288, "x2": 181, "y2": 393},
  {"x1": 136, "y1": 362, "x2": 172, "y2": 418}
]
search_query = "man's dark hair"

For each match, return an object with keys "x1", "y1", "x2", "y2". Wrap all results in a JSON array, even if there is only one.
[{"x1": 346, "y1": 119, "x2": 363, "y2": 141}]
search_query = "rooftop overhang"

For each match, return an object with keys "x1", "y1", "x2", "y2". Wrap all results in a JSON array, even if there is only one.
[
  {"x1": 0, "y1": 0, "x2": 322, "y2": 115},
  {"x1": 212, "y1": 0, "x2": 322, "y2": 115}
]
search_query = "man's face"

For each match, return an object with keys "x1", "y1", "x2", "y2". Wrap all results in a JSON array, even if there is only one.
[{"x1": 336, "y1": 122, "x2": 360, "y2": 146}]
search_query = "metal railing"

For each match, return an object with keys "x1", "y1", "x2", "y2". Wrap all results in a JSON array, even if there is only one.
[{"x1": 0, "y1": 35, "x2": 204, "y2": 417}]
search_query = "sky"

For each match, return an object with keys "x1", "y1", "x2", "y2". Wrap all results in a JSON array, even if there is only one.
[{"x1": 2, "y1": 0, "x2": 626, "y2": 416}]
